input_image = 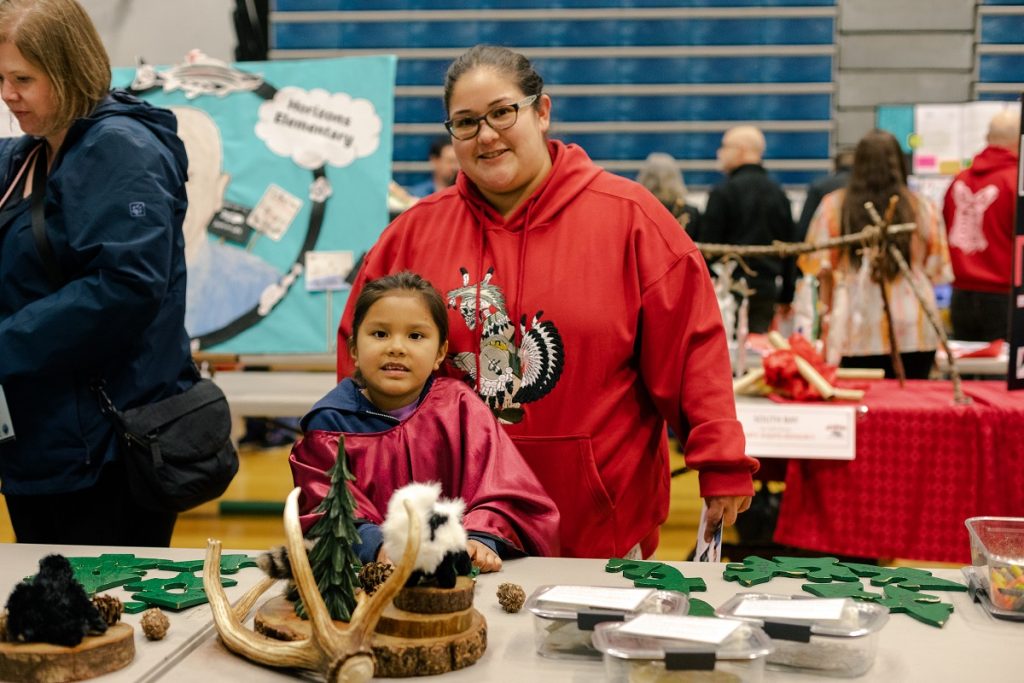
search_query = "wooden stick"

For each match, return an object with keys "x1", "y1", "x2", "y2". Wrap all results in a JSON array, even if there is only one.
[
  {"x1": 733, "y1": 368, "x2": 766, "y2": 394},
  {"x1": 867, "y1": 197, "x2": 906, "y2": 387},
  {"x1": 885, "y1": 245, "x2": 970, "y2": 405},
  {"x1": 697, "y1": 223, "x2": 917, "y2": 259},
  {"x1": 835, "y1": 368, "x2": 886, "y2": 379}
]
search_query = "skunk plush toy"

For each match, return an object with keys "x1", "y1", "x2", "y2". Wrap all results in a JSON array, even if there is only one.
[{"x1": 381, "y1": 482, "x2": 472, "y2": 588}]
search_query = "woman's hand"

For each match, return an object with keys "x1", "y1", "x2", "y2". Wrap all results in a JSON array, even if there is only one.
[
  {"x1": 703, "y1": 495, "x2": 753, "y2": 542},
  {"x1": 468, "y1": 540, "x2": 502, "y2": 573}
]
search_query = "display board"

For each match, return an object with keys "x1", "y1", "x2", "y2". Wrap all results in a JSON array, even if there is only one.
[
  {"x1": 1011, "y1": 97, "x2": 1024, "y2": 391},
  {"x1": 111, "y1": 53, "x2": 396, "y2": 354}
]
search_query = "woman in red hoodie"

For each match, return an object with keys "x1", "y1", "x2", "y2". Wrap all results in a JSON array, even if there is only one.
[{"x1": 338, "y1": 45, "x2": 756, "y2": 559}]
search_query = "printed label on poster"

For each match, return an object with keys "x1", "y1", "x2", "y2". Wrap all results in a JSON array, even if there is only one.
[
  {"x1": 735, "y1": 401, "x2": 856, "y2": 460},
  {"x1": 305, "y1": 251, "x2": 354, "y2": 291},
  {"x1": 247, "y1": 184, "x2": 303, "y2": 241}
]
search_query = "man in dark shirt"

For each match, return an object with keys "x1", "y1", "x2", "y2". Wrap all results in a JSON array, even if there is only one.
[{"x1": 702, "y1": 126, "x2": 797, "y2": 333}]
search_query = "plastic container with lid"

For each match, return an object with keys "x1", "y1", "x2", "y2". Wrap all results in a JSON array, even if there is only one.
[
  {"x1": 524, "y1": 584, "x2": 689, "y2": 660},
  {"x1": 593, "y1": 614, "x2": 773, "y2": 683},
  {"x1": 965, "y1": 516, "x2": 1024, "y2": 614},
  {"x1": 715, "y1": 592, "x2": 888, "y2": 677}
]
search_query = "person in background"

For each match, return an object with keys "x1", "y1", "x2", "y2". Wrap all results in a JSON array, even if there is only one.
[
  {"x1": 291, "y1": 271, "x2": 560, "y2": 572},
  {"x1": 637, "y1": 151, "x2": 702, "y2": 241},
  {"x1": 701, "y1": 125, "x2": 797, "y2": 333},
  {"x1": 0, "y1": 0, "x2": 192, "y2": 545},
  {"x1": 797, "y1": 146, "x2": 855, "y2": 240},
  {"x1": 339, "y1": 45, "x2": 757, "y2": 559},
  {"x1": 941, "y1": 109, "x2": 1020, "y2": 342},
  {"x1": 799, "y1": 129, "x2": 953, "y2": 378},
  {"x1": 407, "y1": 134, "x2": 459, "y2": 198}
]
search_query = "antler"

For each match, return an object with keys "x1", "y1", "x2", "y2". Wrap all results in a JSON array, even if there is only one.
[{"x1": 204, "y1": 487, "x2": 421, "y2": 682}]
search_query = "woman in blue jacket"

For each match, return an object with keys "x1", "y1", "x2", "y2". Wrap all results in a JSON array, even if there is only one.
[{"x1": 0, "y1": 0, "x2": 192, "y2": 545}]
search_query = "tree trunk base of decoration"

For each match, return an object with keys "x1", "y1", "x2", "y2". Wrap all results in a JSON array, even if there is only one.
[
  {"x1": 392, "y1": 577, "x2": 476, "y2": 614},
  {"x1": 255, "y1": 580, "x2": 486, "y2": 677},
  {"x1": 0, "y1": 623, "x2": 134, "y2": 683}
]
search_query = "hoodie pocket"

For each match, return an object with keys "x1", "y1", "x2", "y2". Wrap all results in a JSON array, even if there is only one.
[{"x1": 511, "y1": 435, "x2": 616, "y2": 558}]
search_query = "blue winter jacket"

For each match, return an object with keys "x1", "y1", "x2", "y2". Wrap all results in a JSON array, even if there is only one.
[{"x1": 0, "y1": 90, "x2": 192, "y2": 495}]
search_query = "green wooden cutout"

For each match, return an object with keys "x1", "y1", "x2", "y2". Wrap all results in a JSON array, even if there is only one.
[
  {"x1": 842, "y1": 563, "x2": 968, "y2": 592},
  {"x1": 64, "y1": 554, "x2": 167, "y2": 595},
  {"x1": 123, "y1": 571, "x2": 236, "y2": 593},
  {"x1": 877, "y1": 584, "x2": 954, "y2": 628},
  {"x1": 123, "y1": 601, "x2": 150, "y2": 614},
  {"x1": 132, "y1": 588, "x2": 210, "y2": 610},
  {"x1": 687, "y1": 598, "x2": 716, "y2": 617},
  {"x1": 156, "y1": 554, "x2": 259, "y2": 574},
  {"x1": 124, "y1": 571, "x2": 237, "y2": 611},
  {"x1": 772, "y1": 557, "x2": 860, "y2": 583},
  {"x1": 723, "y1": 556, "x2": 810, "y2": 587},
  {"x1": 605, "y1": 559, "x2": 707, "y2": 593},
  {"x1": 802, "y1": 582, "x2": 884, "y2": 602}
]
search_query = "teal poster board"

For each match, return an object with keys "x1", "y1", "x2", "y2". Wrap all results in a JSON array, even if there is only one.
[
  {"x1": 113, "y1": 55, "x2": 396, "y2": 354},
  {"x1": 876, "y1": 105, "x2": 915, "y2": 154}
]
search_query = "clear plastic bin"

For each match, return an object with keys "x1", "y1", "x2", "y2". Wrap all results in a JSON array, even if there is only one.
[
  {"x1": 716, "y1": 593, "x2": 888, "y2": 677},
  {"x1": 965, "y1": 516, "x2": 1024, "y2": 613},
  {"x1": 593, "y1": 616, "x2": 773, "y2": 683},
  {"x1": 524, "y1": 585, "x2": 689, "y2": 660}
]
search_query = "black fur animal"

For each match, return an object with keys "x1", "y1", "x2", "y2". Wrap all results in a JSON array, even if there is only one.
[
  {"x1": 405, "y1": 511, "x2": 472, "y2": 588},
  {"x1": 5, "y1": 555, "x2": 108, "y2": 646}
]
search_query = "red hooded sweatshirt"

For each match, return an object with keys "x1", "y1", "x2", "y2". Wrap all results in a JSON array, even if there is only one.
[
  {"x1": 339, "y1": 141, "x2": 757, "y2": 558},
  {"x1": 942, "y1": 145, "x2": 1018, "y2": 293}
]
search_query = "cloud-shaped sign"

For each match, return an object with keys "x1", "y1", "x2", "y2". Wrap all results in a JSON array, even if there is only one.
[{"x1": 255, "y1": 87, "x2": 381, "y2": 169}]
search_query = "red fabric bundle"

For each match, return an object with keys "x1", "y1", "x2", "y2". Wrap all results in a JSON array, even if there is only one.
[{"x1": 761, "y1": 335, "x2": 837, "y2": 401}]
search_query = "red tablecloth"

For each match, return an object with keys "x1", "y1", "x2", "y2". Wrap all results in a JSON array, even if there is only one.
[{"x1": 773, "y1": 380, "x2": 1024, "y2": 563}]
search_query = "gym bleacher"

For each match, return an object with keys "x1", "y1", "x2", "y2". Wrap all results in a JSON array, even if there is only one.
[{"x1": 269, "y1": 1, "x2": 838, "y2": 191}]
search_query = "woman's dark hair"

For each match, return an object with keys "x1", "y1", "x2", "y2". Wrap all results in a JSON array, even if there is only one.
[
  {"x1": 348, "y1": 271, "x2": 449, "y2": 355},
  {"x1": 443, "y1": 45, "x2": 544, "y2": 115},
  {"x1": 840, "y1": 129, "x2": 914, "y2": 281}
]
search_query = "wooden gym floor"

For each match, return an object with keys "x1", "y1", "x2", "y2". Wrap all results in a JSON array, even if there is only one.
[{"x1": 0, "y1": 443, "x2": 710, "y2": 559}]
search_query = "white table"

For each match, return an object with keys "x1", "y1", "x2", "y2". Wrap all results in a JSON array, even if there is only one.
[{"x1": 100, "y1": 552, "x2": 1019, "y2": 683}]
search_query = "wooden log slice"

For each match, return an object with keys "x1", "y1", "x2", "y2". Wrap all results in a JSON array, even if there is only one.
[
  {"x1": 375, "y1": 603, "x2": 473, "y2": 638},
  {"x1": 371, "y1": 609, "x2": 487, "y2": 678},
  {"x1": 393, "y1": 577, "x2": 475, "y2": 614},
  {"x1": 0, "y1": 623, "x2": 134, "y2": 683}
]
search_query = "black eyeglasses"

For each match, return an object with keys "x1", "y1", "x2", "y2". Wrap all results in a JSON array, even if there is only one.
[{"x1": 444, "y1": 95, "x2": 539, "y2": 140}]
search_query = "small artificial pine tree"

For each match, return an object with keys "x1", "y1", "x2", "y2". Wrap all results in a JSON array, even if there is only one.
[{"x1": 296, "y1": 439, "x2": 362, "y2": 621}]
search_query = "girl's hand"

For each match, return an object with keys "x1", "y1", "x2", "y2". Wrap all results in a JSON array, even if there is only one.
[
  {"x1": 468, "y1": 540, "x2": 502, "y2": 573},
  {"x1": 375, "y1": 547, "x2": 391, "y2": 565},
  {"x1": 703, "y1": 495, "x2": 753, "y2": 542}
]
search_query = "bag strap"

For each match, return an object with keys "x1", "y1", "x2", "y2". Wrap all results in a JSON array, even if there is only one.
[
  {"x1": 0, "y1": 144, "x2": 41, "y2": 211},
  {"x1": 93, "y1": 363, "x2": 215, "y2": 435},
  {"x1": 30, "y1": 145, "x2": 63, "y2": 289}
]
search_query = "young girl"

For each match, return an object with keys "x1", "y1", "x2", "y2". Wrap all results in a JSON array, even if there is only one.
[{"x1": 290, "y1": 271, "x2": 560, "y2": 572}]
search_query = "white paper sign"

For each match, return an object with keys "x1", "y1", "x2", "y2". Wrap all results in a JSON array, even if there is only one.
[
  {"x1": 733, "y1": 598, "x2": 845, "y2": 621},
  {"x1": 735, "y1": 401, "x2": 855, "y2": 460},
  {"x1": 246, "y1": 184, "x2": 303, "y2": 241},
  {"x1": 305, "y1": 250, "x2": 353, "y2": 291},
  {"x1": 619, "y1": 614, "x2": 741, "y2": 645},
  {"x1": 540, "y1": 586, "x2": 653, "y2": 611}
]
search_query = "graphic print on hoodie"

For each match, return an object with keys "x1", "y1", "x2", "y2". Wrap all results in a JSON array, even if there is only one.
[{"x1": 445, "y1": 266, "x2": 564, "y2": 424}]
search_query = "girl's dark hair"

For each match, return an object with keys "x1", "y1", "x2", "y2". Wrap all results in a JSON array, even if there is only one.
[
  {"x1": 443, "y1": 45, "x2": 544, "y2": 115},
  {"x1": 840, "y1": 129, "x2": 914, "y2": 281},
  {"x1": 348, "y1": 271, "x2": 449, "y2": 355}
]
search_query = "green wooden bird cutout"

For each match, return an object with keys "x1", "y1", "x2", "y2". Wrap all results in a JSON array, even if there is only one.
[
  {"x1": 842, "y1": 563, "x2": 968, "y2": 592},
  {"x1": 605, "y1": 559, "x2": 707, "y2": 593}
]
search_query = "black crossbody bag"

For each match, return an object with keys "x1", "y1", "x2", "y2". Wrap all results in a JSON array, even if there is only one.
[{"x1": 30, "y1": 147, "x2": 239, "y2": 512}]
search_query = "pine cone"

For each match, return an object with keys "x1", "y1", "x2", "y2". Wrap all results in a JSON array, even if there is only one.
[
  {"x1": 140, "y1": 608, "x2": 170, "y2": 641},
  {"x1": 92, "y1": 594, "x2": 123, "y2": 626},
  {"x1": 358, "y1": 561, "x2": 394, "y2": 595},
  {"x1": 496, "y1": 582, "x2": 526, "y2": 613}
]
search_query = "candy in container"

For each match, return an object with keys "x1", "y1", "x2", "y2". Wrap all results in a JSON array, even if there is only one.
[{"x1": 965, "y1": 517, "x2": 1024, "y2": 614}]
